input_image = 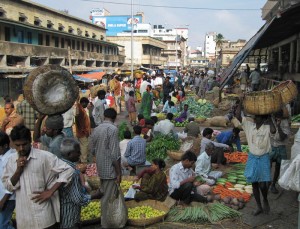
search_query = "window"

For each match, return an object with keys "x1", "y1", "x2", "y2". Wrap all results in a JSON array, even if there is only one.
[
  {"x1": 68, "y1": 26, "x2": 74, "y2": 33},
  {"x1": 34, "y1": 17, "x2": 41, "y2": 26},
  {"x1": 47, "y1": 20, "x2": 53, "y2": 29},
  {"x1": 61, "y1": 38, "x2": 65, "y2": 48},
  {"x1": 19, "y1": 13, "x2": 27, "y2": 22},
  {"x1": 27, "y1": 32, "x2": 32, "y2": 44},
  {"x1": 46, "y1": 35, "x2": 50, "y2": 46},
  {"x1": 81, "y1": 41, "x2": 84, "y2": 51},
  {"x1": 100, "y1": 45, "x2": 102, "y2": 53},
  {"x1": 17, "y1": 31, "x2": 24, "y2": 43},
  {"x1": 72, "y1": 40, "x2": 75, "y2": 50},
  {"x1": 77, "y1": 41, "x2": 80, "y2": 50},
  {"x1": 58, "y1": 23, "x2": 64, "y2": 31},
  {"x1": 54, "y1": 37, "x2": 59, "y2": 47},
  {"x1": 87, "y1": 43, "x2": 90, "y2": 52},
  {"x1": 138, "y1": 30, "x2": 148, "y2": 33},
  {"x1": 38, "y1": 33, "x2": 43, "y2": 45},
  {"x1": 4, "y1": 27, "x2": 10, "y2": 41}
]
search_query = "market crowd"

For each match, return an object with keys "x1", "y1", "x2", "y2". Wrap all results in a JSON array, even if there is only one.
[{"x1": 0, "y1": 67, "x2": 295, "y2": 228}]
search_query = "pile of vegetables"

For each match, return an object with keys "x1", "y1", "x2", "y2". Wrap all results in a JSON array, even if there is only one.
[
  {"x1": 182, "y1": 97, "x2": 214, "y2": 118},
  {"x1": 146, "y1": 134, "x2": 180, "y2": 161},
  {"x1": 81, "y1": 201, "x2": 101, "y2": 221},
  {"x1": 118, "y1": 121, "x2": 130, "y2": 140},
  {"x1": 224, "y1": 152, "x2": 248, "y2": 163},
  {"x1": 167, "y1": 202, "x2": 241, "y2": 223},
  {"x1": 172, "y1": 119, "x2": 189, "y2": 127},
  {"x1": 291, "y1": 114, "x2": 300, "y2": 122},
  {"x1": 241, "y1": 145, "x2": 249, "y2": 153},
  {"x1": 213, "y1": 184, "x2": 251, "y2": 203},
  {"x1": 156, "y1": 113, "x2": 166, "y2": 120},
  {"x1": 128, "y1": 206, "x2": 165, "y2": 219},
  {"x1": 85, "y1": 163, "x2": 98, "y2": 177}
]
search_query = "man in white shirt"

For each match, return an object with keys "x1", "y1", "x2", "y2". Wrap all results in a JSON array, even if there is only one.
[
  {"x1": 139, "y1": 77, "x2": 150, "y2": 98},
  {"x1": 93, "y1": 90, "x2": 106, "y2": 126},
  {"x1": 2, "y1": 125, "x2": 74, "y2": 229},
  {"x1": 195, "y1": 143, "x2": 222, "y2": 185},
  {"x1": 62, "y1": 106, "x2": 75, "y2": 137},
  {"x1": 169, "y1": 151, "x2": 207, "y2": 205},
  {"x1": 0, "y1": 132, "x2": 16, "y2": 229},
  {"x1": 156, "y1": 113, "x2": 175, "y2": 135}
]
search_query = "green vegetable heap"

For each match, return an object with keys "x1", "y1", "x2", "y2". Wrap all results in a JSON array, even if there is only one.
[
  {"x1": 182, "y1": 97, "x2": 214, "y2": 118},
  {"x1": 146, "y1": 134, "x2": 180, "y2": 161}
]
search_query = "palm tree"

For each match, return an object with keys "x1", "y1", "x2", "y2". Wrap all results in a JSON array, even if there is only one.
[{"x1": 214, "y1": 33, "x2": 224, "y2": 71}]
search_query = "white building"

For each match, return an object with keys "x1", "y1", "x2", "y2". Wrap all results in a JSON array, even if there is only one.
[{"x1": 204, "y1": 32, "x2": 217, "y2": 60}]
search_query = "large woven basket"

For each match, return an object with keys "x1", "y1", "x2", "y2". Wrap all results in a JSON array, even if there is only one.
[
  {"x1": 23, "y1": 65, "x2": 79, "y2": 115},
  {"x1": 244, "y1": 90, "x2": 282, "y2": 115},
  {"x1": 167, "y1": 150, "x2": 183, "y2": 161},
  {"x1": 272, "y1": 80, "x2": 298, "y2": 105},
  {"x1": 125, "y1": 200, "x2": 170, "y2": 226}
]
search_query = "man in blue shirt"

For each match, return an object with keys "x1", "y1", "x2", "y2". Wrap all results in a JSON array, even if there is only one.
[
  {"x1": 124, "y1": 125, "x2": 146, "y2": 167},
  {"x1": 216, "y1": 127, "x2": 242, "y2": 152}
]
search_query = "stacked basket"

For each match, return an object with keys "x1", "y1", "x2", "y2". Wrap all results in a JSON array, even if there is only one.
[{"x1": 271, "y1": 80, "x2": 298, "y2": 105}]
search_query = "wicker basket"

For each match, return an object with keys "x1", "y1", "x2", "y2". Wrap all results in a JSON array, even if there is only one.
[
  {"x1": 244, "y1": 90, "x2": 282, "y2": 115},
  {"x1": 125, "y1": 200, "x2": 170, "y2": 227},
  {"x1": 272, "y1": 80, "x2": 298, "y2": 105},
  {"x1": 167, "y1": 150, "x2": 183, "y2": 161},
  {"x1": 23, "y1": 65, "x2": 79, "y2": 115}
]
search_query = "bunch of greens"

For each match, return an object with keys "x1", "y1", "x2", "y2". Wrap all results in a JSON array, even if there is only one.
[
  {"x1": 182, "y1": 97, "x2": 214, "y2": 118},
  {"x1": 146, "y1": 134, "x2": 180, "y2": 161},
  {"x1": 118, "y1": 121, "x2": 130, "y2": 140}
]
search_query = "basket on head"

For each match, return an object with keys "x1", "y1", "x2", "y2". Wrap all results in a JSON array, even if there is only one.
[
  {"x1": 23, "y1": 65, "x2": 79, "y2": 115},
  {"x1": 271, "y1": 80, "x2": 298, "y2": 105},
  {"x1": 243, "y1": 90, "x2": 282, "y2": 115},
  {"x1": 125, "y1": 200, "x2": 170, "y2": 226},
  {"x1": 167, "y1": 150, "x2": 183, "y2": 161}
]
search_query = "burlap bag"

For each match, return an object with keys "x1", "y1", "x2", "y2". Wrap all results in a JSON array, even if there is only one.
[{"x1": 209, "y1": 116, "x2": 229, "y2": 127}]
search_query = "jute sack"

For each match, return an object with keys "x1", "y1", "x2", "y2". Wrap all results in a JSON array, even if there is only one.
[
  {"x1": 209, "y1": 116, "x2": 229, "y2": 127},
  {"x1": 218, "y1": 100, "x2": 231, "y2": 111}
]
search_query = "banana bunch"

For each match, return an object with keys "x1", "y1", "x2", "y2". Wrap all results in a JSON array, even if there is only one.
[
  {"x1": 81, "y1": 201, "x2": 101, "y2": 221},
  {"x1": 128, "y1": 206, "x2": 165, "y2": 219}
]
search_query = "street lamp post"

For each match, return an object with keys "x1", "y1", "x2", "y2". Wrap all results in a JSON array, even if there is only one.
[
  {"x1": 175, "y1": 31, "x2": 178, "y2": 72},
  {"x1": 130, "y1": 0, "x2": 134, "y2": 80}
]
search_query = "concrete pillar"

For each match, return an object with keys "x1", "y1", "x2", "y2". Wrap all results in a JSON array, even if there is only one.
[
  {"x1": 290, "y1": 42, "x2": 294, "y2": 72},
  {"x1": 44, "y1": 57, "x2": 49, "y2": 65},
  {"x1": 278, "y1": 46, "x2": 282, "y2": 70},
  {"x1": 296, "y1": 39, "x2": 300, "y2": 73},
  {"x1": 24, "y1": 56, "x2": 30, "y2": 67},
  {"x1": 0, "y1": 55, "x2": 6, "y2": 67}
]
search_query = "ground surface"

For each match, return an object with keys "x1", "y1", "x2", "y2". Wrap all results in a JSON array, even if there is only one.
[{"x1": 83, "y1": 108, "x2": 299, "y2": 229}]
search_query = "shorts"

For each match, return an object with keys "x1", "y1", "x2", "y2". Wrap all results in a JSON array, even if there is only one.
[{"x1": 269, "y1": 145, "x2": 287, "y2": 164}]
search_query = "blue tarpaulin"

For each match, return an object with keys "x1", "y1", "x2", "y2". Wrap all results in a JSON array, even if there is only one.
[{"x1": 73, "y1": 75, "x2": 96, "y2": 83}]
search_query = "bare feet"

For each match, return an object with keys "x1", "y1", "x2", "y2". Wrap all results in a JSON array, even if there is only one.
[
  {"x1": 252, "y1": 208, "x2": 263, "y2": 216},
  {"x1": 263, "y1": 200, "x2": 270, "y2": 214}
]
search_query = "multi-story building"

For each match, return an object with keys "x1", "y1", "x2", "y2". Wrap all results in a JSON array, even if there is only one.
[
  {"x1": 204, "y1": 32, "x2": 217, "y2": 60},
  {"x1": 107, "y1": 36, "x2": 167, "y2": 69},
  {"x1": 152, "y1": 25, "x2": 189, "y2": 69},
  {"x1": 221, "y1": 39, "x2": 247, "y2": 67},
  {"x1": 0, "y1": 0, "x2": 125, "y2": 99}
]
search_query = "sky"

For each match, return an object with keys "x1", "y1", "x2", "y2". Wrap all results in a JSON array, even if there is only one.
[{"x1": 32, "y1": 0, "x2": 267, "y2": 49}]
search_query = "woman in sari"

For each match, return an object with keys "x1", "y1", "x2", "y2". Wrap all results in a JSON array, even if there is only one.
[
  {"x1": 134, "y1": 159, "x2": 168, "y2": 201},
  {"x1": 139, "y1": 85, "x2": 153, "y2": 119}
]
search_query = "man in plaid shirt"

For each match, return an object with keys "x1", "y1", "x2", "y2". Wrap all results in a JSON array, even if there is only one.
[{"x1": 16, "y1": 99, "x2": 38, "y2": 131}]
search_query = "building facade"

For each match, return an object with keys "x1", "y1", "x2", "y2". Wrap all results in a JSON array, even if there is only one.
[
  {"x1": 204, "y1": 32, "x2": 217, "y2": 60},
  {"x1": 107, "y1": 36, "x2": 167, "y2": 69},
  {"x1": 0, "y1": 0, "x2": 125, "y2": 99}
]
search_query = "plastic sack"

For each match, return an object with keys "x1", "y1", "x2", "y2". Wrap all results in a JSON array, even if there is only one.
[
  {"x1": 291, "y1": 128, "x2": 300, "y2": 160},
  {"x1": 106, "y1": 185, "x2": 128, "y2": 228},
  {"x1": 177, "y1": 131, "x2": 187, "y2": 140},
  {"x1": 124, "y1": 186, "x2": 137, "y2": 199},
  {"x1": 278, "y1": 155, "x2": 300, "y2": 192}
]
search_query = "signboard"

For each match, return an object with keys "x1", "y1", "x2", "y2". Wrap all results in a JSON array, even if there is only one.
[
  {"x1": 92, "y1": 15, "x2": 142, "y2": 36},
  {"x1": 90, "y1": 8, "x2": 105, "y2": 16}
]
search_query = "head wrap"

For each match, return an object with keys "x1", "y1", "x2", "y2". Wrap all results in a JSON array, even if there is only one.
[{"x1": 45, "y1": 114, "x2": 64, "y2": 130}]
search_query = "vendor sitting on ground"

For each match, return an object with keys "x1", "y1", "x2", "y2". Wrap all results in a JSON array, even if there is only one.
[
  {"x1": 184, "y1": 117, "x2": 201, "y2": 137},
  {"x1": 143, "y1": 119, "x2": 155, "y2": 142},
  {"x1": 133, "y1": 158, "x2": 168, "y2": 201},
  {"x1": 200, "y1": 128, "x2": 230, "y2": 167},
  {"x1": 195, "y1": 143, "x2": 223, "y2": 185},
  {"x1": 216, "y1": 127, "x2": 242, "y2": 152},
  {"x1": 167, "y1": 101, "x2": 177, "y2": 114},
  {"x1": 155, "y1": 113, "x2": 175, "y2": 136},
  {"x1": 124, "y1": 125, "x2": 146, "y2": 170},
  {"x1": 169, "y1": 151, "x2": 207, "y2": 205},
  {"x1": 162, "y1": 96, "x2": 172, "y2": 113},
  {"x1": 175, "y1": 104, "x2": 190, "y2": 123}
]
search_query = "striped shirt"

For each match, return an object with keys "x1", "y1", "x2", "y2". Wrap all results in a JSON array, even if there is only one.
[
  {"x1": 89, "y1": 120, "x2": 120, "y2": 179},
  {"x1": 124, "y1": 135, "x2": 146, "y2": 166},
  {"x1": 60, "y1": 159, "x2": 91, "y2": 229},
  {"x1": 2, "y1": 148, "x2": 74, "y2": 229}
]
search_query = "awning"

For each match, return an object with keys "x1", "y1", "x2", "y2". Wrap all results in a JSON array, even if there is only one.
[
  {"x1": 1, "y1": 74, "x2": 27, "y2": 78},
  {"x1": 220, "y1": 17, "x2": 275, "y2": 88},
  {"x1": 78, "y1": 72, "x2": 106, "y2": 80},
  {"x1": 73, "y1": 75, "x2": 96, "y2": 83}
]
